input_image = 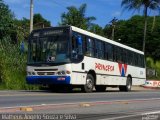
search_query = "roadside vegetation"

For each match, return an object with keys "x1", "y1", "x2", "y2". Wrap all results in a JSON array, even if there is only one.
[
  {"x1": 1, "y1": 39, "x2": 27, "y2": 89},
  {"x1": 146, "y1": 57, "x2": 160, "y2": 80},
  {"x1": 0, "y1": 0, "x2": 160, "y2": 89}
]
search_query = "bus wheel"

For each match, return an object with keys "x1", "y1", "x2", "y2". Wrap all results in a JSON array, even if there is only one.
[
  {"x1": 95, "y1": 86, "x2": 106, "y2": 92},
  {"x1": 119, "y1": 77, "x2": 132, "y2": 92},
  {"x1": 82, "y1": 74, "x2": 94, "y2": 93}
]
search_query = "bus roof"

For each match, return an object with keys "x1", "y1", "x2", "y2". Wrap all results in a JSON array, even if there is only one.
[{"x1": 71, "y1": 26, "x2": 144, "y2": 55}]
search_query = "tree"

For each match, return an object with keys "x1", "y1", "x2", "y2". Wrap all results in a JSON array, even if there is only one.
[
  {"x1": 89, "y1": 24, "x2": 104, "y2": 36},
  {"x1": 0, "y1": 0, "x2": 14, "y2": 40},
  {"x1": 60, "y1": 4, "x2": 96, "y2": 30},
  {"x1": 33, "y1": 13, "x2": 51, "y2": 29},
  {"x1": 104, "y1": 15, "x2": 160, "y2": 60},
  {"x1": 121, "y1": 0, "x2": 160, "y2": 53},
  {"x1": 13, "y1": 18, "x2": 30, "y2": 42}
]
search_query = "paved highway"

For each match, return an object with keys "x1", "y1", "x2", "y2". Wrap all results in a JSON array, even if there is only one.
[{"x1": 0, "y1": 87, "x2": 160, "y2": 120}]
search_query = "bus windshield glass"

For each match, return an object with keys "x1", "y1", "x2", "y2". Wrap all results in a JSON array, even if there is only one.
[{"x1": 28, "y1": 28, "x2": 70, "y2": 65}]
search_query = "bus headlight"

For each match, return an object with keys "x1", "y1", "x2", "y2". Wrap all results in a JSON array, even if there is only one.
[
  {"x1": 57, "y1": 70, "x2": 71, "y2": 75},
  {"x1": 28, "y1": 72, "x2": 31, "y2": 75},
  {"x1": 32, "y1": 72, "x2": 35, "y2": 75},
  {"x1": 57, "y1": 71, "x2": 65, "y2": 75}
]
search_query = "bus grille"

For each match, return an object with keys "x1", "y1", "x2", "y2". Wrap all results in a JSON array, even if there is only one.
[
  {"x1": 35, "y1": 69, "x2": 58, "y2": 71},
  {"x1": 37, "y1": 72, "x2": 56, "y2": 76}
]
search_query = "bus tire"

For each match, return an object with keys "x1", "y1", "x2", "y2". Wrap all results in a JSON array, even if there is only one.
[
  {"x1": 95, "y1": 85, "x2": 106, "y2": 92},
  {"x1": 119, "y1": 77, "x2": 132, "y2": 92},
  {"x1": 82, "y1": 74, "x2": 94, "y2": 93}
]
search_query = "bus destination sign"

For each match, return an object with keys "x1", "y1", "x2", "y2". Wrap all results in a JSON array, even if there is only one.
[{"x1": 43, "y1": 30, "x2": 64, "y2": 36}]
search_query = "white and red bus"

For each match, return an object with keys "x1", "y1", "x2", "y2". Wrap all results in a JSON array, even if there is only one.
[{"x1": 26, "y1": 26, "x2": 146, "y2": 92}]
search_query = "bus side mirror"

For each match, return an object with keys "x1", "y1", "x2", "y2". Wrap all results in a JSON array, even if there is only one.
[{"x1": 77, "y1": 36, "x2": 82, "y2": 45}]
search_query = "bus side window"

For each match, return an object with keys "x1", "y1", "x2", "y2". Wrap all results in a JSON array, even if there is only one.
[
  {"x1": 118, "y1": 47, "x2": 123, "y2": 63},
  {"x1": 95, "y1": 40, "x2": 104, "y2": 59},
  {"x1": 128, "y1": 51, "x2": 133, "y2": 65},
  {"x1": 141, "y1": 55, "x2": 145, "y2": 68},
  {"x1": 138, "y1": 54, "x2": 144, "y2": 67},
  {"x1": 108, "y1": 44, "x2": 113, "y2": 61},
  {"x1": 104, "y1": 43, "x2": 108, "y2": 60},
  {"x1": 134, "y1": 53, "x2": 138, "y2": 66},
  {"x1": 85, "y1": 37, "x2": 94, "y2": 57},
  {"x1": 114, "y1": 46, "x2": 118, "y2": 62},
  {"x1": 100, "y1": 41, "x2": 104, "y2": 59},
  {"x1": 123, "y1": 49, "x2": 128, "y2": 64},
  {"x1": 138, "y1": 54, "x2": 141, "y2": 67},
  {"x1": 131, "y1": 52, "x2": 135, "y2": 66}
]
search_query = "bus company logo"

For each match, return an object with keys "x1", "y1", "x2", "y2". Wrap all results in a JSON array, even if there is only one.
[
  {"x1": 118, "y1": 63, "x2": 127, "y2": 77},
  {"x1": 95, "y1": 63, "x2": 114, "y2": 72}
]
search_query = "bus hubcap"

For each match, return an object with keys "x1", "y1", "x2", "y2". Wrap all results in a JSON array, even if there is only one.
[
  {"x1": 86, "y1": 79, "x2": 93, "y2": 89},
  {"x1": 128, "y1": 83, "x2": 131, "y2": 89}
]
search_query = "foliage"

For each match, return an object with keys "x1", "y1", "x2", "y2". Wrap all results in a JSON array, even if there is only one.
[
  {"x1": 0, "y1": 0, "x2": 30, "y2": 43},
  {"x1": 0, "y1": 38, "x2": 39, "y2": 89},
  {"x1": 146, "y1": 57, "x2": 160, "y2": 80},
  {"x1": 1, "y1": 0, "x2": 51, "y2": 43},
  {"x1": 146, "y1": 57, "x2": 155, "y2": 68},
  {"x1": 155, "y1": 61, "x2": 160, "y2": 79},
  {"x1": 60, "y1": 4, "x2": 96, "y2": 30},
  {"x1": 121, "y1": 0, "x2": 160, "y2": 12},
  {"x1": 0, "y1": 1, "x2": 43, "y2": 89},
  {"x1": 33, "y1": 13, "x2": 51, "y2": 29},
  {"x1": 13, "y1": 14, "x2": 51, "y2": 43},
  {"x1": 89, "y1": 24, "x2": 104, "y2": 36},
  {"x1": 104, "y1": 15, "x2": 160, "y2": 60},
  {"x1": 13, "y1": 18, "x2": 30, "y2": 43},
  {"x1": 0, "y1": 0, "x2": 15, "y2": 41},
  {"x1": 121, "y1": 0, "x2": 160, "y2": 52}
]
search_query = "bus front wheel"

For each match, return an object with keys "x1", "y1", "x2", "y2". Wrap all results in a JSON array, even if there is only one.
[
  {"x1": 119, "y1": 77, "x2": 132, "y2": 92},
  {"x1": 82, "y1": 74, "x2": 94, "y2": 93}
]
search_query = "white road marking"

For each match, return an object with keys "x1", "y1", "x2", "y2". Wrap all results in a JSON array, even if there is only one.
[
  {"x1": 99, "y1": 111, "x2": 160, "y2": 120},
  {"x1": 99, "y1": 114, "x2": 140, "y2": 120},
  {"x1": 143, "y1": 111, "x2": 160, "y2": 115}
]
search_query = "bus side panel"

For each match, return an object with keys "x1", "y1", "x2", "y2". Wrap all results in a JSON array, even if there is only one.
[
  {"x1": 71, "y1": 57, "x2": 127, "y2": 86},
  {"x1": 70, "y1": 56, "x2": 146, "y2": 86},
  {"x1": 127, "y1": 66, "x2": 146, "y2": 85},
  {"x1": 70, "y1": 63, "x2": 86, "y2": 85}
]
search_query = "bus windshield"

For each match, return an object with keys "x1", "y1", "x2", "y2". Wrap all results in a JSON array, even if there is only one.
[{"x1": 28, "y1": 33, "x2": 70, "y2": 65}]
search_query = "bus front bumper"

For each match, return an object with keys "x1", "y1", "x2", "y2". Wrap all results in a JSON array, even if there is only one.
[{"x1": 26, "y1": 76, "x2": 71, "y2": 85}]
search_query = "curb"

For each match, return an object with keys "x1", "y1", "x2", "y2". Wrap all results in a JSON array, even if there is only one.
[{"x1": 142, "y1": 80, "x2": 160, "y2": 89}]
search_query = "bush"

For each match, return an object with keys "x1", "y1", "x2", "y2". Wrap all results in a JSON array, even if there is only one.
[
  {"x1": 146, "y1": 57, "x2": 160, "y2": 80},
  {"x1": 0, "y1": 37, "x2": 39, "y2": 90}
]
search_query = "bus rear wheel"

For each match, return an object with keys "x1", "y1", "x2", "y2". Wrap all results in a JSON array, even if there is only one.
[
  {"x1": 95, "y1": 85, "x2": 106, "y2": 92},
  {"x1": 82, "y1": 74, "x2": 94, "y2": 93},
  {"x1": 119, "y1": 77, "x2": 132, "y2": 92}
]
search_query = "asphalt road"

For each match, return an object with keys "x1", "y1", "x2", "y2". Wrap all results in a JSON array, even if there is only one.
[{"x1": 0, "y1": 87, "x2": 160, "y2": 120}]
